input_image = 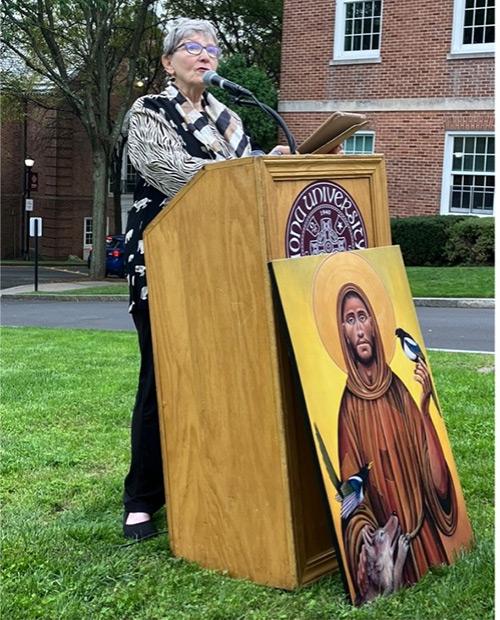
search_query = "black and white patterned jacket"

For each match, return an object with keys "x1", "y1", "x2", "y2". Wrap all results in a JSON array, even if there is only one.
[{"x1": 125, "y1": 84, "x2": 252, "y2": 312}]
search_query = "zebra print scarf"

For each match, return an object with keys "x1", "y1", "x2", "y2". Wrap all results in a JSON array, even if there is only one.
[{"x1": 165, "y1": 83, "x2": 250, "y2": 159}]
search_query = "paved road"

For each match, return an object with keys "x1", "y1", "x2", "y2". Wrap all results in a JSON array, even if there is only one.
[
  {"x1": 416, "y1": 306, "x2": 493, "y2": 353},
  {"x1": 1, "y1": 299, "x2": 133, "y2": 331},
  {"x1": 1, "y1": 265, "x2": 90, "y2": 289},
  {"x1": 0, "y1": 299, "x2": 494, "y2": 353}
]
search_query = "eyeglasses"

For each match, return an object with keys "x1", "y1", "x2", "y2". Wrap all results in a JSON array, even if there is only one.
[{"x1": 174, "y1": 41, "x2": 221, "y2": 59}]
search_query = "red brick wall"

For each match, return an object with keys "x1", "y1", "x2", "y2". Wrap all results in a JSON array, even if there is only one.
[
  {"x1": 1, "y1": 119, "x2": 24, "y2": 257},
  {"x1": 280, "y1": 0, "x2": 334, "y2": 99}
]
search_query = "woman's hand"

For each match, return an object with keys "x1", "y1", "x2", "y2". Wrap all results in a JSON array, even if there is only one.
[{"x1": 269, "y1": 145, "x2": 291, "y2": 156}]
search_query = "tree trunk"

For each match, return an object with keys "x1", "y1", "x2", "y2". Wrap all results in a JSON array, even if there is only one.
[{"x1": 89, "y1": 144, "x2": 109, "y2": 279}]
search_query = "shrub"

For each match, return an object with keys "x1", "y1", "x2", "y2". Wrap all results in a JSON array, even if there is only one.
[
  {"x1": 445, "y1": 217, "x2": 495, "y2": 265},
  {"x1": 391, "y1": 215, "x2": 494, "y2": 266},
  {"x1": 390, "y1": 216, "x2": 460, "y2": 266}
]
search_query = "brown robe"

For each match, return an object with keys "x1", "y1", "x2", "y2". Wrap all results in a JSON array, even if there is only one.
[{"x1": 337, "y1": 285, "x2": 458, "y2": 601}]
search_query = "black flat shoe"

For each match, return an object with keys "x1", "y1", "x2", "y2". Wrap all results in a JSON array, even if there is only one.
[{"x1": 123, "y1": 513, "x2": 157, "y2": 541}]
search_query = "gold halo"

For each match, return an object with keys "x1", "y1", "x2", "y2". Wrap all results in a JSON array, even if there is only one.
[{"x1": 312, "y1": 251, "x2": 396, "y2": 372}]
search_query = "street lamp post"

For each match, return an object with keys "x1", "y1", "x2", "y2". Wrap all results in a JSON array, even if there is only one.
[{"x1": 23, "y1": 158, "x2": 35, "y2": 259}]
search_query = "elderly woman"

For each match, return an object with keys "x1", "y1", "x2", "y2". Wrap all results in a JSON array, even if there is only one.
[{"x1": 123, "y1": 17, "x2": 289, "y2": 539}]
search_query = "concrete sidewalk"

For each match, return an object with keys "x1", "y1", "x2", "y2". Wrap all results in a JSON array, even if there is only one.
[
  {"x1": 0, "y1": 281, "x2": 128, "y2": 302},
  {"x1": 413, "y1": 297, "x2": 494, "y2": 308},
  {"x1": 1, "y1": 281, "x2": 112, "y2": 294},
  {"x1": 0, "y1": 280, "x2": 494, "y2": 308}
]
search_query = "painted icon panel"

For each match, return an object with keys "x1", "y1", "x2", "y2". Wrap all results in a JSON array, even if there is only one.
[{"x1": 271, "y1": 246, "x2": 473, "y2": 605}]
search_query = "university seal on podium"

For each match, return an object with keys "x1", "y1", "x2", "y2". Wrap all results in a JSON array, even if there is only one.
[{"x1": 285, "y1": 181, "x2": 367, "y2": 258}]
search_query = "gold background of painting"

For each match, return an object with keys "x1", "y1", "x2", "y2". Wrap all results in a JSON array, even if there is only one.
[{"x1": 271, "y1": 246, "x2": 473, "y2": 601}]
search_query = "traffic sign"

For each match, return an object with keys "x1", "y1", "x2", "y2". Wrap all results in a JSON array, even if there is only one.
[
  {"x1": 30, "y1": 172, "x2": 39, "y2": 191},
  {"x1": 29, "y1": 217, "x2": 43, "y2": 237}
]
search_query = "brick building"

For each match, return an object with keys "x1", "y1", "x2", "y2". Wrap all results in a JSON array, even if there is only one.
[
  {"x1": 1, "y1": 102, "x2": 134, "y2": 260},
  {"x1": 278, "y1": 0, "x2": 495, "y2": 217}
]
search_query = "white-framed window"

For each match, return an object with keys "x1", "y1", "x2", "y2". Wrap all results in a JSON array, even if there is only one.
[
  {"x1": 451, "y1": 0, "x2": 495, "y2": 55},
  {"x1": 440, "y1": 132, "x2": 495, "y2": 216},
  {"x1": 83, "y1": 217, "x2": 110, "y2": 248},
  {"x1": 83, "y1": 217, "x2": 93, "y2": 248},
  {"x1": 123, "y1": 155, "x2": 137, "y2": 194},
  {"x1": 344, "y1": 131, "x2": 375, "y2": 154},
  {"x1": 333, "y1": 0, "x2": 383, "y2": 62}
]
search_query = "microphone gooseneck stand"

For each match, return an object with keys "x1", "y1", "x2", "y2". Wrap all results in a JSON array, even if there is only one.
[{"x1": 232, "y1": 94, "x2": 297, "y2": 155}]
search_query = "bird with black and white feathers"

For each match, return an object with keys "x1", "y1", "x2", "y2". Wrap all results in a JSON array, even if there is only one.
[
  {"x1": 395, "y1": 327, "x2": 442, "y2": 416},
  {"x1": 395, "y1": 328, "x2": 426, "y2": 364},
  {"x1": 314, "y1": 424, "x2": 372, "y2": 520},
  {"x1": 336, "y1": 463, "x2": 373, "y2": 520}
]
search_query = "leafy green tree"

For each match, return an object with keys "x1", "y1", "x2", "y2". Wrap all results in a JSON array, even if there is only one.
[
  {"x1": 2, "y1": 0, "x2": 160, "y2": 277},
  {"x1": 213, "y1": 54, "x2": 278, "y2": 152}
]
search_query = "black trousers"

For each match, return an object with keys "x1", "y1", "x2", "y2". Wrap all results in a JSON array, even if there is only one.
[{"x1": 123, "y1": 308, "x2": 165, "y2": 514}]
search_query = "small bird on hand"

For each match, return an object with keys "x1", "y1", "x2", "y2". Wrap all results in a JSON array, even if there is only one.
[
  {"x1": 314, "y1": 424, "x2": 372, "y2": 520},
  {"x1": 395, "y1": 327, "x2": 442, "y2": 416},
  {"x1": 395, "y1": 327, "x2": 426, "y2": 363}
]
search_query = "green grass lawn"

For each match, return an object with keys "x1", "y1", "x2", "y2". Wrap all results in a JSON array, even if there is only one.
[
  {"x1": 406, "y1": 266, "x2": 494, "y2": 298},
  {"x1": 1, "y1": 327, "x2": 494, "y2": 619},
  {"x1": 40, "y1": 284, "x2": 128, "y2": 295}
]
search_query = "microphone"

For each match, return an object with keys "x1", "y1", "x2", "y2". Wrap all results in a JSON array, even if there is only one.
[{"x1": 202, "y1": 70, "x2": 252, "y2": 97}]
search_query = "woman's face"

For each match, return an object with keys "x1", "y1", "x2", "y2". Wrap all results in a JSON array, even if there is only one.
[{"x1": 163, "y1": 32, "x2": 219, "y2": 95}]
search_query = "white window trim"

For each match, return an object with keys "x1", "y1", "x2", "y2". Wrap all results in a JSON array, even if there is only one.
[
  {"x1": 451, "y1": 0, "x2": 495, "y2": 55},
  {"x1": 83, "y1": 216, "x2": 110, "y2": 249},
  {"x1": 344, "y1": 130, "x2": 376, "y2": 154},
  {"x1": 440, "y1": 130, "x2": 495, "y2": 216},
  {"x1": 123, "y1": 144, "x2": 136, "y2": 195},
  {"x1": 83, "y1": 217, "x2": 93, "y2": 249},
  {"x1": 333, "y1": 0, "x2": 383, "y2": 62}
]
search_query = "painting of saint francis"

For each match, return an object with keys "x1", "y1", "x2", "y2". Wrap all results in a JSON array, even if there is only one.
[{"x1": 271, "y1": 247, "x2": 473, "y2": 605}]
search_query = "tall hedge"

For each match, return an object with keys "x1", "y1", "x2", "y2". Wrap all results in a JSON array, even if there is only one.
[{"x1": 391, "y1": 216, "x2": 494, "y2": 266}]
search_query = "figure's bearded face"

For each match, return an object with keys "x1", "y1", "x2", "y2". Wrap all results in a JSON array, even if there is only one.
[{"x1": 342, "y1": 294, "x2": 375, "y2": 365}]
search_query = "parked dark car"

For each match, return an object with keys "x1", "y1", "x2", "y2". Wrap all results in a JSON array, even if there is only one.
[{"x1": 87, "y1": 234, "x2": 126, "y2": 278}]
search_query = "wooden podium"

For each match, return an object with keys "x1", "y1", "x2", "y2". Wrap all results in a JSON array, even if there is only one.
[{"x1": 144, "y1": 155, "x2": 391, "y2": 589}]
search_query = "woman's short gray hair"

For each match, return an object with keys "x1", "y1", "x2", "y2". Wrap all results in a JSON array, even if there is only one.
[{"x1": 163, "y1": 18, "x2": 218, "y2": 56}]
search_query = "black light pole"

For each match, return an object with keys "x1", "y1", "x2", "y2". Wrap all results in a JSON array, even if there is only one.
[{"x1": 24, "y1": 158, "x2": 35, "y2": 260}]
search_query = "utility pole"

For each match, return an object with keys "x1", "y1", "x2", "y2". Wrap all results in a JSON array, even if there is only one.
[{"x1": 24, "y1": 158, "x2": 35, "y2": 259}]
